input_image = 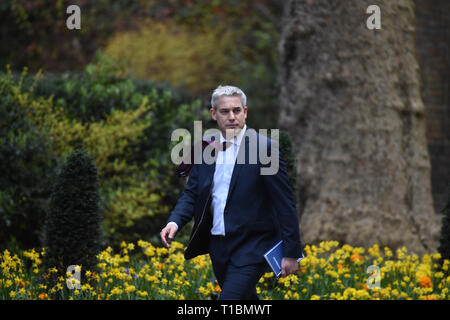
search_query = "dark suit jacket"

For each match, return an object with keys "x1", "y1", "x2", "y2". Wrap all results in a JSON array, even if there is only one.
[{"x1": 167, "y1": 127, "x2": 302, "y2": 267}]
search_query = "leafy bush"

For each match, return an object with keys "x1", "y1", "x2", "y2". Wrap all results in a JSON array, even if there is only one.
[
  {"x1": 2, "y1": 57, "x2": 210, "y2": 249},
  {"x1": 0, "y1": 70, "x2": 56, "y2": 249},
  {"x1": 0, "y1": 0, "x2": 121, "y2": 71},
  {"x1": 31, "y1": 53, "x2": 195, "y2": 124},
  {"x1": 103, "y1": 20, "x2": 237, "y2": 96}
]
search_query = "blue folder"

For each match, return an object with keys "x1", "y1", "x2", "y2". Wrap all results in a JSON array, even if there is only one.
[{"x1": 264, "y1": 240, "x2": 304, "y2": 278}]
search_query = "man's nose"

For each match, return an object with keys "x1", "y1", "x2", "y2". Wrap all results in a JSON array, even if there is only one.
[{"x1": 228, "y1": 111, "x2": 236, "y2": 120}]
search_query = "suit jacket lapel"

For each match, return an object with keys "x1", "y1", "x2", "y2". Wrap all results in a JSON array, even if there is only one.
[
  {"x1": 204, "y1": 146, "x2": 217, "y2": 189},
  {"x1": 205, "y1": 161, "x2": 216, "y2": 188}
]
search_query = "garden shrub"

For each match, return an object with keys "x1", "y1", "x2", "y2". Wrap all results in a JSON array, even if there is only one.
[
  {"x1": 2, "y1": 57, "x2": 210, "y2": 249},
  {"x1": 27, "y1": 53, "x2": 197, "y2": 123},
  {"x1": 103, "y1": 20, "x2": 237, "y2": 96},
  {"x1": 44, "y1": 148, "x2": 102, "y2": 283},
  {"x1": 0, "y1": 70, "x2": 56, "y2": 250},
  {"x1": 17, "y1": 78, "x2": 172, "y2": 247}
]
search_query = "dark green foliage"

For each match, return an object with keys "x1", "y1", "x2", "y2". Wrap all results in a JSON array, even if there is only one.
[
  {"x1": 438, "y1": 183, "x2": 450, "y2": 263},
  {"x1": 28, "y1": 55, "x2": 207, "y2": 247},
  {"x1": 1, "y1": 63, "x2": 207, "y2": 249},
  {"x1": 0, "y1": 0, "x2": 119, "y2": 72},
  {"x1": 0, "y1": 72, "x2": 56, "y2": 249},
  {"x1": 279, "y1": 131, "x2": 297, "y2": 184},
  {"x1": 3, "y1": 55, "x2": 209, "y2": 248},
  {"x1": 30, "y1": 53, "x2": 195, "y2": 124},
  {"x1": 279, "y1": 130, "x2": 298, "y2": 208},
  {"x1": 44, "y1": 148, "x2": 102, "y2": 274}
]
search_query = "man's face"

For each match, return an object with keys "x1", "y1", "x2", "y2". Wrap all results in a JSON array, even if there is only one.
[{"x1": 210, "y1": 96, "x2": 247, "y2": 139}]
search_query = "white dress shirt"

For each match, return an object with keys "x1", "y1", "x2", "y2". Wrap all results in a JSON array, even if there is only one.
[
  {"x1": 210, "y1": 124, "x2": 247, "y2": 235},
  {"x1": 166, "y1": 124, "x2": 247, "y2": 236}
]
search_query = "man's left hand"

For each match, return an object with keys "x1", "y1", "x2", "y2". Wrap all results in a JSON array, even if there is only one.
[{"x1": 281, "y1": 257, "x2": 298, "y2": 278}]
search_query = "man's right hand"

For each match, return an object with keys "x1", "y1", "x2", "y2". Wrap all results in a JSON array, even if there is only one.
[{"x1": 160, "y1": 223, "x2": 178, "y2": 248}]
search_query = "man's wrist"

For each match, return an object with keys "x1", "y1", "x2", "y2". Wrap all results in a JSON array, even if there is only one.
[
  {"x1": 283, "y1": 257, "x2": 298, "y2": 261},
  {"x1": 166, "y1": 221, "x2": 179, "y2": 229}
]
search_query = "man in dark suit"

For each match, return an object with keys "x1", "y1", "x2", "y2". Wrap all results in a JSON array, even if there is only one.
[{"x1": 160, "y1": 85, "x2": 302, "y2": 300}]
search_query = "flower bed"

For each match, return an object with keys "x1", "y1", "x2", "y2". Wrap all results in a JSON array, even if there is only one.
[{"x1": 1, "y1": 240, "x2": 449, "y2": 300}]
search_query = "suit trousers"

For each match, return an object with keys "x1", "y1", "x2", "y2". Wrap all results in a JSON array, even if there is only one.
[{"x1": 209, "y1": 235, "x2": 269, "y2": 300}]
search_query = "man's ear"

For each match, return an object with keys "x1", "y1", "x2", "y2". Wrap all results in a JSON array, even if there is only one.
[
  {"x1": 244, "y1": 106, "x2": 248, "y2": 120},
  {"x1": 210, "y1": 108, "x2": 217, "y2": 121}
]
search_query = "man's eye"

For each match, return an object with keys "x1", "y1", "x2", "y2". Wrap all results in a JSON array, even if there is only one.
[{"x1": 233, "y1": 108, "x2": 242, "y2": 113}]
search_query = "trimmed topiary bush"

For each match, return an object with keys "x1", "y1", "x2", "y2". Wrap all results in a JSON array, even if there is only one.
[{"x1": 44, "y1": 148, "x2": 103, "y2": 277}]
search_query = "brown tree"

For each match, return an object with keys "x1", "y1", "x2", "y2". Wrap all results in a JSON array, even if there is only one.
[{"x1": 277, "y1": 0, "x2": 440, "y2": 254}]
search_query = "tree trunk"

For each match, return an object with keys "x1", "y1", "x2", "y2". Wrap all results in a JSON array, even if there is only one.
[{"x1": 277, "y1": 0, "x2": 440, "y2": 254}]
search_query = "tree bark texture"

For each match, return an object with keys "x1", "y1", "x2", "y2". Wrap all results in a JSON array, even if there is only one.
[{"x1": 278, "y1": 0, "x2": 440, "y2": 254}]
